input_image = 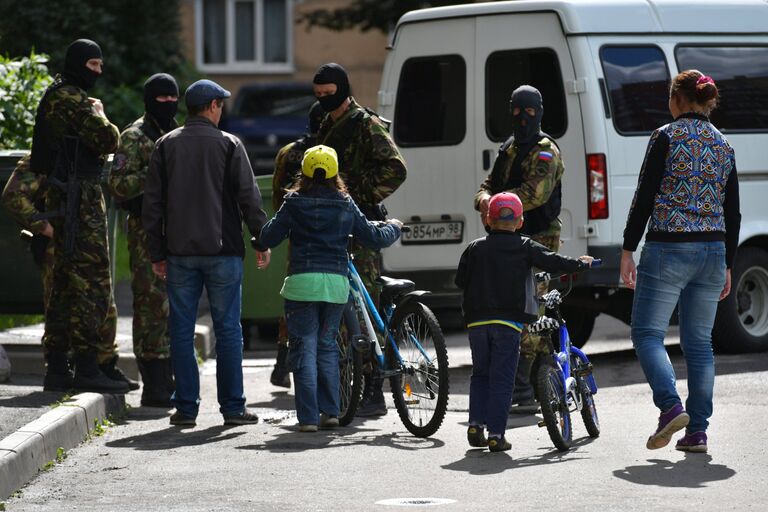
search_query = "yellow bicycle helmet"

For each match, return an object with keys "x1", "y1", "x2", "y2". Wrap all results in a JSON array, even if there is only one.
[{"x1": 301, "y1": 144, "x2": 339, "y2": 179}]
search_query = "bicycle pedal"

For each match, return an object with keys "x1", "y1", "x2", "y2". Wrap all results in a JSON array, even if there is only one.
[
  {"x1": 575, "y1": 363, "x2": 594, "y2": 377},
  {"x1": 537, "y1": 420, "x2": 547, "y2": 428},
  {"x1": 404, "y1": 399, "x2": 420, "y2": 405},
  {"x1": 352, "y1": 336, "x2": 372, "y2": 354}
]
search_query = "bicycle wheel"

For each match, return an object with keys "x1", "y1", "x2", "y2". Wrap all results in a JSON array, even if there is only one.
[
  {"x1": 578, "y1": 376, "x2": 600, "y2": 437},
  {"x1": 386, "y1": 301, "x2": 449, "y2": 438},
  {"x1": 337, "y1": 315, "x2": 363, "y2": 426},
  {"x1": 537, "y1": 362, "x2": 572, "y2": 451}
]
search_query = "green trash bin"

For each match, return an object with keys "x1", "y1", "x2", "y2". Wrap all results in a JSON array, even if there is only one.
[{"x1": 241, "y1": 174, "x2": 287, "y2": 337}]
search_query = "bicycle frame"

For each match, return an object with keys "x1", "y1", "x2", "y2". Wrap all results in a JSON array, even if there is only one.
[{"x1": 551, "y1": 322, "x2": 598, "y2": 410}]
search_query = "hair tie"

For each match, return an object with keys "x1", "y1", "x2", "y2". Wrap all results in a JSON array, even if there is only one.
[{"x1": 697, "y1": 75, "x2": 715, "y2": 87}]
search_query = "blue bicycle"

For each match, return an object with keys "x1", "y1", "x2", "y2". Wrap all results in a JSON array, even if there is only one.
[
  {"x1": 336, "y1": 253, "x2": 450, "y2": 438},
  {"x1": 528, "y1": 261, "x2": 602, "y2": 451}
]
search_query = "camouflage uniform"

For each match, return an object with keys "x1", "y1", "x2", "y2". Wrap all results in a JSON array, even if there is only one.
[
  {"x1": 108, "y1": 114, "x2": 172, "y2": 360},
  {"x1": 317, "y1": 98, "x2": 407, "y2": 298},
  {"x1": 474, "y1": 136, "x2": 564, "y2": 357},
  {"x1": 37, "y1": 80, "x2": 121, "y2": 362},
  {"x1": 1, "y1": 155, "x2": 118, "y2": 357}
]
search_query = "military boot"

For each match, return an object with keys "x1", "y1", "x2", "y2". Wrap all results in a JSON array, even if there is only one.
[
  {"x1": 356, "y1": 375, "x2": 387, "y2": 417},
  {"x1": 73, "y1": 353, "x2": 130, "y2": 394},
  {"x1": 99, "y1": 355, "x2": 140, "y2": 391},
  {"x1": 43, "y1": 351, "x2": 73, "y2": 392},
  {"x1": 510, "y1": 355, "x2": 538, "y2": 414},
  {"x1": 137, "y1": 358, "x2": 172, "y2": 408},
  {"x1": 270, "y1": 344, "x2": 291, "y2": 388}
]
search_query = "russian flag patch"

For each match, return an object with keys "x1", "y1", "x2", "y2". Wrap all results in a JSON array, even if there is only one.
[{"x1": 538, "y1": 151, "x2": 553, "y2": 162}]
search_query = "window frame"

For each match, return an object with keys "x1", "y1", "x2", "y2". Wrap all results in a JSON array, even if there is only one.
[
  {"x1": 674, "y1": 43, "x2": 768, "y2": 134},
  {"x1": 599, "y1": 44, "x2": 672, "y2": 137},
  {"x1": 394, "y1": 54, "x2": 467, "y2": 148},
  {"x1": 195, "y1": 0, "x2": 294, "y2": 74}
]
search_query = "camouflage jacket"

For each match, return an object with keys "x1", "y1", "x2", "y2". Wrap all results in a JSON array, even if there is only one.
[
  {"x1": 109, "y1": 114, "x2": 172, "y2": 203},
  {"x1": 271, "y1": 134, "x2": 315, "y2": 211},
  {"x1": 1, "y1": 155, "x2": 49, "y2": 233},
  {"x1": 317, "y1": 99, "x2": 407, "y2": 207},
  {"x1": 474, "y1": 137, "x2": 564, "y2": 233}
]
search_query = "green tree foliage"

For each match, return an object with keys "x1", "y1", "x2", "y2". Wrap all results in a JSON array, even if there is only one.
[
  {"x1": 299, "y1": 0, "x2": 476, "y2": 33},
  {"x1": 0, "y1": 52, "x2": 53, "y2": 149},
  {"x1": 0, "y1": 0, "x2": 199, "y2": 131}
]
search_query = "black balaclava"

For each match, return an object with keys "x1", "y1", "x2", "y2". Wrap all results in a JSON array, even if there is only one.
[
  {"x1": 307, "y1": 101, "x2": 325, "y2": 136},
  {"x1": 509, "y1": 85, "x2": 543, "y2": 145},
  {"x1": 63, "y1": 39, "x2": 102, "y2": 91},
  {"x1": 313, "y1": 63, "x2": 350, "y2": 112},
  {"x1": 144, "y1": 73, "x2": 179, "y2": 132}
]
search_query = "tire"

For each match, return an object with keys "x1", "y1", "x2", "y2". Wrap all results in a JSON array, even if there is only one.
[
  {"x1": 386, "y1": 301, "x2": 449, "y2": 438},
  {"x1": 560, "y1": 305, "x2": 597, "y2": 349},
  {"x1": 577, "y1": 376, "x2": 600, "y2": 438},
  {"x1": 713, "y1": 247, "x2": 768, "y2": 353},
  {"x1": 536, "y1": 362, "x2": 572, "y2": 451},
  {"x1": 337, "y1": 313, "x2": 363, "y2": 426}
]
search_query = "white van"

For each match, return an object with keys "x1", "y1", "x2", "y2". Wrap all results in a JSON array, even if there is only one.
[{"x1": 377, "y1": 0, "x2": 768, "y2": 352}]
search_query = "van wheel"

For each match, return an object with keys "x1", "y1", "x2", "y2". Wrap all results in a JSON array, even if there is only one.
[
  {"x1": 713, "y1": 247, "x2": 768, "y2": 353},
  {"x1": 560, "y1": 305, "x2": 597, "y2": 349}
]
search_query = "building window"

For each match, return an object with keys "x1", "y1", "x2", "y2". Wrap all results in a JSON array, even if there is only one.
[{"x1": 196, "y1": 0, "x2": 292, "y2": 73}]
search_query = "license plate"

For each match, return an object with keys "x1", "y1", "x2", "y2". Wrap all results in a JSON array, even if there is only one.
[{"x1": 401, "y1": 221, "x2": 464, "y2": 245}]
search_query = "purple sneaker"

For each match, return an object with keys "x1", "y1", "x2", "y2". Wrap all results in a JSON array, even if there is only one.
[
  {"x1": 676, "y1": 431, "x2": 708, "y2": 453},
  {"x1": 646, "y1": 403, "x2": 690, "y2": 450}
]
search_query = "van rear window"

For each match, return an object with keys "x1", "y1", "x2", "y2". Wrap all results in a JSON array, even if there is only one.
[
  {"x1": 485, "y1": 49, "x2": 567, "y2": 141},
  {"x1": 600, "y1": 46, "x2": 671, "y2": 135},
  {"x1": 394, "y1": 55, "x2": 466, "y2": 146},
  {"x1": 676, "y1": 46, "x2": 768, "y2": 132}
]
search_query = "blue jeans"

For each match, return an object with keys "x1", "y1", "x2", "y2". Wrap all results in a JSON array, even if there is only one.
[
  {"x1": 468, "y1": 324, "x2": 521, "y2": 436},
  {"x1": 284, "y1": 300, "x2": 346, "y2": 426},
  {"x1": 631, "y1": 241, "x2": 726, "y2": 433},
  {"x1": 166, "y1": 255, "x2": 245, "y2": 418}
]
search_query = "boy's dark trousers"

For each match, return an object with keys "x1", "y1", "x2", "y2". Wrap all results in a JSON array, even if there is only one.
[{"x1": 468, "y1": 324, "x2": 522, "y2": 436}]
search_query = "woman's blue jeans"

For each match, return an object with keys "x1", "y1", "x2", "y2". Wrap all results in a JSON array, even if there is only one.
[
  {"x1": 166, "y1": 255, "x2": 245, "y2": 419},
  {"x1": 284, "y1": 299, "x2": 346, "y2": 426},
  {"x1": 631, "y1": 241, "x2": 726, "y2": 433}
]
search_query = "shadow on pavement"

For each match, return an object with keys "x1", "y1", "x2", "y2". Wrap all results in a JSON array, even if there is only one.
[
  {"x1": 612, "y1": 453, "x2": 736, "y2": 487},
  {"x1": 106, "y1": 425, "x2": 245, "y2": 450},
  {"x1": 0, "y1": 389, "x2": 64, "y2": 408},
  {"x1": 237, "y1": 426, "x2": 445, "y2": 453},
  {"x1": 247, "y1": 390, "x2": 294, "y2": 410}
]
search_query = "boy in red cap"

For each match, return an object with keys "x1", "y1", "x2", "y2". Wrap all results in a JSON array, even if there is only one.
[{"x1": 455, "y1": 192, "x2": 594, "y2": 452}]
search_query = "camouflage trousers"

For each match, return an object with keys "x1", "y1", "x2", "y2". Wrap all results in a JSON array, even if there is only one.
[
  {"x1": 521, "y1": 229, "x2": 560, "y2": 358},
  {"x1": 42, "y1": 182, "x2": 118, "y2": 363},
  {"x1": 127, "y1": 214, "x2": 170, "y2": 360}
]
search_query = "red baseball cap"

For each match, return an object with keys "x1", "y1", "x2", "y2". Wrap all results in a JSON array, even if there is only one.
[{"x1": 488, "y1": 192, "x2": 523, "y2": 221}]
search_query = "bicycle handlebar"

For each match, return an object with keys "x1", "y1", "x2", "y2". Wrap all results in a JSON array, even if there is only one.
[{"x1": 535, "y1": 258, "x2": 602, "y2": 283}]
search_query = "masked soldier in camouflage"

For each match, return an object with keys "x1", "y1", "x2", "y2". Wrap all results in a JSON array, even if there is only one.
[
  {"x1": 2, "y1": 155, "x2": 122, "y2": 391},
  {"x1": 474, "y1": 85, "x2": 564, "y2": 412},
  {"x1": 108, "y1": 73, "x2": 180, "y2": 406},
  {"x1": 313, "y1": 62, "x2": 407, "y2": 416},
  {"x1": 269, "y1": 101, "x2": 326, "y2": 388},
  {"x1": 29, "y1": 39, "x2": 128, "y2": 393}
]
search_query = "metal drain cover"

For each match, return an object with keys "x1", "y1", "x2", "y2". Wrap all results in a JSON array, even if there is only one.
[{"x1": 375, "y1": 498, "x2": 456, "y2": 507}]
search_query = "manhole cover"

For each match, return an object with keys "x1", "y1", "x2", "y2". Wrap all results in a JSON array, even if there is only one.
[{"x1": 376, "y1": 498, "x2": 456, "y2": 507}]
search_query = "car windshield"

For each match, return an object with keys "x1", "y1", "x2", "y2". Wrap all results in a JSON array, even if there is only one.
[{"x1": 235, "y1": 88, "x2": 315, "y2": 117}]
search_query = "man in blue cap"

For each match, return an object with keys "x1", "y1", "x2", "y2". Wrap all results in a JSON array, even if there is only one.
[{"x1": 143, "y1": 78, "x2": 272, "y2": 427}]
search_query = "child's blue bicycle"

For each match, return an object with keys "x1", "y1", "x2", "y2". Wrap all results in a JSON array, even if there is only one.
[
  {"x1": 528, "y1": 260, "x2": 602, "y2": 451},
  {"x1": 335, "y1": 248, "x2": 450, "y2": 438}
]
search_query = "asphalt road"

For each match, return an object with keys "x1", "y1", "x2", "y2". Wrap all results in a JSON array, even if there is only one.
[{"x1": 5, "y1": 315, "x2": 767, "y2": 511}]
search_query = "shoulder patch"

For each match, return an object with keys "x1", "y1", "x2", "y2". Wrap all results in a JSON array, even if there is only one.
[
  {"x1": 538, "y1": 151, "x2": 553, "y2": 162},
  {"x1": 112, "y1": 153, "x2": 128, "y2": 172}
]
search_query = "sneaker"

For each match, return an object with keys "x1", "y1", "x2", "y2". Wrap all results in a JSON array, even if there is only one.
[
  {"x1": 488, "y1": 436, "x2": 512, "y2": 452},
  {"x1": 223, "y1": 409, "x2": 259, "y2": 425},
  {"x1": 467, "y1": 426, "x2": 488, "y2": 448},
  {"x1": 298, "y1": 424, "x2": 318, "y2": 433},
  {"x1": 676, "y1": 431, "x2": 708, "y2": 453},
  {"x1": 646, "y1": 403, "x2": 690, "y2": 450},
  {"x1": 169, "y1": 411, "x2": 196, "y2": 426},
  {"x1": 320, "y1": 414, "x2": 339, "y2": 429},
  {"x1": 356, "y1": 392, "x2": 387, "y2": 417}
]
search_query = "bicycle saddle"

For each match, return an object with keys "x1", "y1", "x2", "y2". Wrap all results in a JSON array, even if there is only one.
[{"x1": 376, "y1": 276, "x2": 416, "y2": 303}]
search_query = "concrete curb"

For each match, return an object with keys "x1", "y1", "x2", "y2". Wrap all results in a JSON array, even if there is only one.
[{"x1": 0, "y1": 392, "x2": 125, "y2": 500}]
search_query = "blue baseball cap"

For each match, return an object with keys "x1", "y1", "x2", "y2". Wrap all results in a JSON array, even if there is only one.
[{"x1": 184, "y1": 79, "x2": 231, "y2": 108}]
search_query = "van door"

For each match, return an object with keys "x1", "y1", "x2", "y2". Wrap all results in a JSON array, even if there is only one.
[{"x1": 475, "y1": 13, "x2": 588, "y2": 258}]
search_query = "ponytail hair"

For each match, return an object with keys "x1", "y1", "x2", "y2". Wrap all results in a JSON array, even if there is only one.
[{"x1": 670, "y1": 69, "x2": 719, "y2": 114}]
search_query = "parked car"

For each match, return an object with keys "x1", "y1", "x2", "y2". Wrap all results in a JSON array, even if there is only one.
[{"x1": 220, "y1": 82, "x2": 316, "y2": 175}]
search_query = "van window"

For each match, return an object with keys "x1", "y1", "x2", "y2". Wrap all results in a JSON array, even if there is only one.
[
  {"x1": 394, "y1": 55, "x2": 466, "y2": 146},
  {"x1": 600, "y1": 46, "x2": 671, "y2": 134},
  {"x1": 486, "y1": 49, "x2": 567, "y2": 142},
  {"x1": 676, "y1": 46, "x2": 768, "y2": 132}
]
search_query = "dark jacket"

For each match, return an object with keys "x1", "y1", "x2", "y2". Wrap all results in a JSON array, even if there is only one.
[
  {"x1": 455, "y1": 230, "x2": 586, "y2": 324},
  {"x1": 259, "y1": 187, "x2": 400, "y2": 276},
  {"x1": 142, "y1": 116, "x2": 268, "y2": 261}
]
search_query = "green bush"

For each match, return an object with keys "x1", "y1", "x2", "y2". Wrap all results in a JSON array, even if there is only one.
[{"x1": 0, "y1": 52, "x2": 53, "y2": 149}]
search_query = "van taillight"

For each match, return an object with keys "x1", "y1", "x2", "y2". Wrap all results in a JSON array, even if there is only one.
[{"x1": 587, "y1": 153, "x2": 608, "y2": 219}]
